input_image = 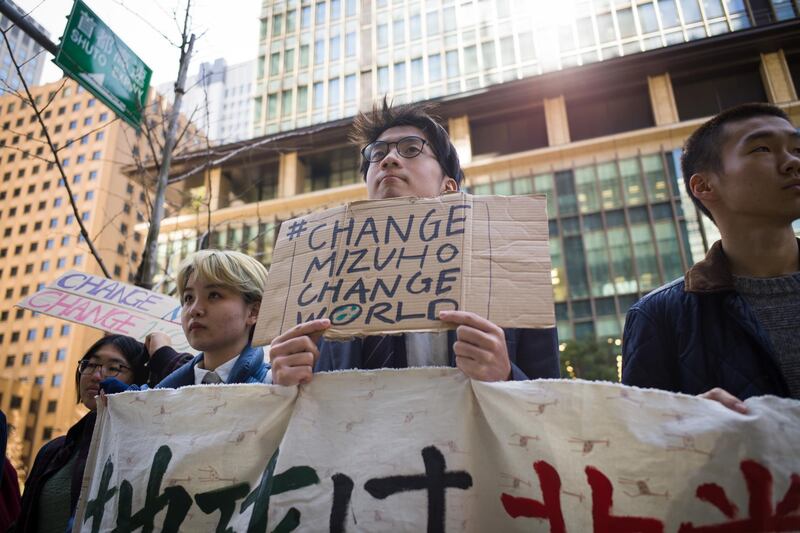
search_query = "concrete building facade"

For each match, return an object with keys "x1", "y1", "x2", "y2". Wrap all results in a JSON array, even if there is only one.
[{"x1": 0, "y1": 78, "x2": 148, "y2": 479}]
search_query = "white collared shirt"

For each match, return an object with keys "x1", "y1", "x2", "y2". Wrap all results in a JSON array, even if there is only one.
[{"x1": 193, "y1": 354, "x2": 240, "y2": 385}]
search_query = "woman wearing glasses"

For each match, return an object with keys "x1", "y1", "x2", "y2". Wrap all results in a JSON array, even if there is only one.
[{"x1": 15, "y1": 335, "x2": 149, "y2": 533}]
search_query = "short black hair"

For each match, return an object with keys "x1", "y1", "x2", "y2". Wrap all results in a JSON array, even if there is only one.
[
  {"x1": 681, "y1": 102, "x2": 791, "y2": 221},
  {"x1": 74, "y1": 334, "x2": 148, "y2": 403},
  {"x1": 349, "y1": 97, "x2": 464, "y2": 186}
]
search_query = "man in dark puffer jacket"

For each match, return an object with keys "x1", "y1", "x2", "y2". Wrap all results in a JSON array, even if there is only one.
[{"x1": 623, "y1": 103, "x2": 799, "y2": 410}]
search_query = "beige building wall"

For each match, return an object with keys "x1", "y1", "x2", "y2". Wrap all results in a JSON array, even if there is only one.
[{"x1": 0, "y1": 78, "x2": 147, "y2": 479}]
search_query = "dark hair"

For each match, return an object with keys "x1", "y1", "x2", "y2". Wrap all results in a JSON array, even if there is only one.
[
  {"x1": 74, "y1": 334, "x2": 148, "y2": 402},
  {"x1": 681, "y1": 102, "x2": 791, "y2": 222},
  {"x1": 350, "y1": 98, "x2": 464, "y2": 186}
]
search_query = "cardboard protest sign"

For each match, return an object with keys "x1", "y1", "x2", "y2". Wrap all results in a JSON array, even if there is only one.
[
  {"x1": 16, "y1": 270, "x2": 194, "y2": 353},
  {"x1": 253, "y1": 193, "x2": 553, "y2": 344},
  {"x1": 74, "y1": 370, "x2": 800, "y2": 532}
]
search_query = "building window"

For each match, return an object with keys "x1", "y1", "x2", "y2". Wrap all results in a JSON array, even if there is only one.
[
  {"x1": 313, "y1": 82, "x2": 324, "y2": 109},
  {"x1": 673, "y1": 62, "x2": 768, "y2": 121},
  {"x1": 472, "y1": 108, "x2": 548, "y2": 156},
  {"x1": 330, "y1": 35, "x2": 341, "y2": 62},
  {"x1": 344, "y1": 74, "x2": 356, "y2": 102},
  {"x1": 39, "y1": 351, "x2": 48, "y2": 363},
  {"x1": 301, "y1": 146, "x2": 360, "y2": 192},
  {"x1": 314, "y1": 39, "x2": 325, "y2": 65},
  {"x1": 281, "y1": 90, "x2": 293, "y2": 117},
  {"x1": 56, "y1": 349, "x2": 67, "y2": 361},
  {"x1": 393, "y1": 61, "x2": 406, "y2": 90},
  {"x1": 61, "y1": 324, "x2": 71, "y2": 336},
  {"x1": 43, "y1": 326, "x2": 53, "y2": 338},
  {"x1": 328, "y1": 77, "x2": 340, "y2": 106},
  {"x1": 376, "y1": 24, "x2": 388, "y2": 48},
  {"x1": 272, "y1": 12, "x2": 283, "y2": 35},
  {"x1": 47, "y1": 400, "x2": 57, "y2": 413},
  {"x1": 566, "y1": 85, "x2": 654, "y2": 141},
  {"x1": 270, "y1": 52, "x2": 280, "y2": 76},
  {"x1": 315, "y1": 1, "x2": 326, "y2": 25},
  {"x1": 377, "y1": 66, "x2": 389, "y2": 94}
]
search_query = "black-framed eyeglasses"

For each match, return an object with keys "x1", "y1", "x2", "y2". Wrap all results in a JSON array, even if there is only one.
[
  {"x1": 78, "y1": 359, "x2": 131, "y2": 377},
  {"x1": 361, "y1": 136, "x2": 429, "y2": 163}
]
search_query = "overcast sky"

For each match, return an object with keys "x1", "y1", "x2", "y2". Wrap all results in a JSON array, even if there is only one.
[{"x1": 14, "y1": 0, "x2": 261, "y2": 86}]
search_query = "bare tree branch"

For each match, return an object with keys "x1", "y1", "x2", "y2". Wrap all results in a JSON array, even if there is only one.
[{"x1": 110, "y1": 0, "x2": 182, "y2": 48}]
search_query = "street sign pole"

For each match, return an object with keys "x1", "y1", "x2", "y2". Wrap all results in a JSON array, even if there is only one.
[{"x1": 54, "y1": 0, "x2": 152, "y2": 129}]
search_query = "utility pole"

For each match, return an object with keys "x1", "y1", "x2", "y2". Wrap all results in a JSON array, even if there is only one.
[{"x1": 136, "y1": 32, "x2": 195, "y2": 289}]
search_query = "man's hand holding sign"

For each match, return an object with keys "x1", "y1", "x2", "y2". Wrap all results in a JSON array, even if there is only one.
[{"x1": 441, "y1": 310, "x2": 512, "y2": 382}]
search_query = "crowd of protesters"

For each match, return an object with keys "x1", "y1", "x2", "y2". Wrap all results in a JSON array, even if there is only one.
[{"x1": 1, "y1": 99, "x2": 797, "y2": 530}]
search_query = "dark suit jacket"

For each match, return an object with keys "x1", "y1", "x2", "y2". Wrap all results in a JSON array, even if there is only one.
[{"x1": 315, "y1": 327, "x2": 560, "y2": 380}]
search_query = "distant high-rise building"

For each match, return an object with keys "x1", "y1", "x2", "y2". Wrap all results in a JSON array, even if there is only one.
[
  {"x1": 158, "y1": 58, "x2": 255, "y2": 144},
  {"x1": 0, "y1": 0, "x2": 48, "y2": 94}
]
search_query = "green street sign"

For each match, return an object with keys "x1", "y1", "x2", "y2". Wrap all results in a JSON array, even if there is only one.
[{"x1": 54, "y1": 0, "x2": 152, "y2": 129}]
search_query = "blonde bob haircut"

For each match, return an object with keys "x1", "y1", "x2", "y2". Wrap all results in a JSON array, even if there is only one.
[{"x1": 176, "y1": 249, "x2": 268, "y2": 305}]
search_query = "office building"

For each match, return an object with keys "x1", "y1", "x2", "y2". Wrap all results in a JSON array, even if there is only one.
[
  {"x1": 252, "y1": 0, "x2": 797, "y2": 135},
  {"x1": 157, "y1": 58, "x2": 256, "y2": 144},
  {"x1": 0, "y1": 0, "x2": 48, "y2": 95},
  {"x1": 144, "y1": 3, "x2": 798, "y2": 356},
  {"x1": 0, "y1": 78, "x2": 149, "y2": 479}
]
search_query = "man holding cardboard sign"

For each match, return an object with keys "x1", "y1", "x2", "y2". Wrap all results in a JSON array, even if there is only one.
[{"x1": 267, "y1": 101, "x2": 559, "y2": 385}]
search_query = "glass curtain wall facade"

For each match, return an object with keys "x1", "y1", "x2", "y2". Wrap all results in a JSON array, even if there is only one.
[
  {"x1": 471, "y1": 150, "x2": 693, "y2": 341},
  {"x1": 254, "y1": 0, "x2": 798, "y2": 134}
]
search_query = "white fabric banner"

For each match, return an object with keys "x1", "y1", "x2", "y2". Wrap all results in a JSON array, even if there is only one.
[{"x1": 74, "y1": 369, "x2": 800, "y2": 532}]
